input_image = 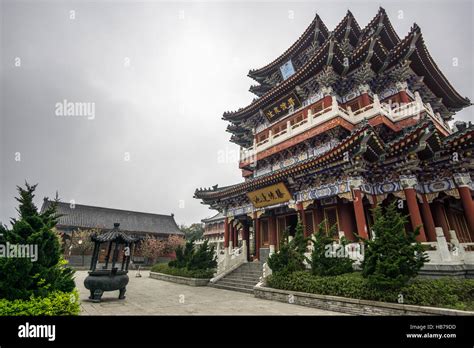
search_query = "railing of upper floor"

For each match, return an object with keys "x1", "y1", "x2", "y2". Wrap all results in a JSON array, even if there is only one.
[
  {"x1": 240, "y1": 92, "x2": 451, "y2": 163},
  {"x1": 195, "y1": 236, "x2": 225, "y2": 245}
]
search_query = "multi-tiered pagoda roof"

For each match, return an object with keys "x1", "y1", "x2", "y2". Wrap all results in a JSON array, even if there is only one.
[
  {"x1": 195, "y1": 7, "x2": 472, "y2": 221},
  {"x1": 224, "y1": 8, "x2": 470, "y2": 148}
]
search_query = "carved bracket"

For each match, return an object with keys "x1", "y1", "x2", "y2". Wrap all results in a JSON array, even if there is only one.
[
  {"x1": 400, "y1": 175, "x2": 418, "y2": 189},
  {"x1": 453, "y1": 173, "x2": 472, "y2": 187}
]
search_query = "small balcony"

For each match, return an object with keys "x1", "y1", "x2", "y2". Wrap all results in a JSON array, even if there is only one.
[{"x1": 240, "y1": 92, "x2": 450, "y2": 164}]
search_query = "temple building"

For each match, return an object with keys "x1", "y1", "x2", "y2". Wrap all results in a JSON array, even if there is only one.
[
  {"x1": 195, "y1": 212, "x2": 226, "y2": 252},
  {"x1": 41, "y1": 199, "x2": 183, "y2": 265},
  {"x1": 195, "y1": 8, "x2": 473, "y2": 264}
]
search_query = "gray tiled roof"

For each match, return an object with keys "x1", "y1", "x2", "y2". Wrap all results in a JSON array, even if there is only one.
[
  {"x1": 201, "y1": 212, "x2": 224, "y2": 224},
  {"x1": 41, "y1": 200, "x2": 183, "y2": 236}
]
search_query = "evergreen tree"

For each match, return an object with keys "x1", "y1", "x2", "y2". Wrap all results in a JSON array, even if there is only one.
[
  {"x1": 168, "y1": 239, "x2": 216, "y2": 271},
  {"x1": 187, "y1": 240, "x2": 217, "y2": 271},
  {"x1": 179, "y1": 223, "x2": 204, "y2": 241},
  {"x1": 169, "y1": 240, "x2": 194, "y2": 268},
  {"x1": 0, "y1": 183, "x2": 75, "y2": 300},
  {"x1": 267, "y1": 221, "x2": 308, "y2": 274},
  {"x1": 362, "y1": 202, "x2": 428, "y2": 290},
  {"x1": 310, "y1": 223, "x2": 354, "y2": 276}
]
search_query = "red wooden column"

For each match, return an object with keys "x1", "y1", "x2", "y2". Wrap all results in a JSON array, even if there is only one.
[
  {"x1": 371, "y1": 195, "x2": 378, "y2": 209},
  {"x1": 420, "y1": 194, "x2": 437, "y2": 242},
  {"x1": 269, "y1": 215, "x2": 277, "y2": 248},
  {"x1": 229, "y1": 222, "x2": 234, "y2": 248},
  {"x1": 455, "y1": 173, "x2": 474, "y2": 236},
  {"x1": 242, "y1": 223, "x2": 250, "y2": 261},
  {"x1": 313, "y1": 201, "x2": 322, "y2": 231},
  {"x1": 236, "y1": 226, "x2": 240, "y2": 247},
  {"x1": 370, "y1": 195, "x2": 378, "y2": 220},
  {"x1": 401, "y1": 176, "x2": 427, "y2": 242},
  {"x1": 458, "y1": 186, "x2": 474, "y2": 235},
  {"x1": 254, "y1": 212, "x2": 260, "y2": 260},
  {"x1": 352, "y1": 189, "x2": 369, "y2": 239},
  {"x1": 432, "y1": 201, "x2": 451, "y2": 241},
  {"x1": 224, "y1": 217, "x2": 229, "y2": 248},
  {"x1": 338, "y1": 199, "x2": 356, "y2": 241},
  {"x1": 297, "y1": 202, "x2": 308, "y2": 237},
  {"x1": 233, "y1": 223, "x2": 239, "y2": 247}
]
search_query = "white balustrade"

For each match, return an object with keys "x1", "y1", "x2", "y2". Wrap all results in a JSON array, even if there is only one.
[
  {"x1": 211, "y1": 241, "x2": 248, "y2": 283},
  {"x1": 239, "y1": 92, "x2": 451, "y2": 163}
]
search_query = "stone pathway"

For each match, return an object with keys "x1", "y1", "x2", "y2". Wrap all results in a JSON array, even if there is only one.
[{"x1": 75, "y1": 270, "x2": 346, "y2": 315}]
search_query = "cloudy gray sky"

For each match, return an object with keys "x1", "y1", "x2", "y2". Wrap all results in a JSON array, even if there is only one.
[{"x1": 1, "y1": 0, "x2": 473, "y2": 227}]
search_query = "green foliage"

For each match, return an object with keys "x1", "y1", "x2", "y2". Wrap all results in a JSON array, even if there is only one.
[
  {"x1": 188, "y1": 240, "x2": 217, "y2": 270},
  {"x1": 168, "y1": 239, "x2": 216, "y2": 272},
  {"x1": 267, "y1": 221, "x2": 308, "y2": 275},
  {"x1": 362, "y1": 203, "x2": 428, "y2": 290},
  {"x1": 0, "y1": 183, "x2": 76, "y2": 300},
  {"x1": 179, "y1": 223, "x2": 204, "y2": 241},
  {"x1": 310, "y1": 223, "x2": 354, "y2": 276},
  {"x1": 0, "y1": 290, "x2": 80, "y2": 316},
  {"x1": 151, "y1": 263, "x2": 214, "y2": 279},
  {"x1": 268, "y1": 271, "x2": 389, "y2": 301},
  {"x1": 267, "y1": 271, "x2": 474, "y2": 311},
  {"x1": 169, "y1": 240, "x2": 194, "y2": 269},
  {"x1": 402, "y1": 277, "x2": 474, "y2": 311}
]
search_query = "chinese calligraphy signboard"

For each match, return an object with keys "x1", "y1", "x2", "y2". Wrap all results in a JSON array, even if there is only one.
[
  {"x1": 247, "y1": 182, "x2": 292, "y2": 208},
  {"x1": 263, "y1": 92, "x2": 301, "y2": 121}
]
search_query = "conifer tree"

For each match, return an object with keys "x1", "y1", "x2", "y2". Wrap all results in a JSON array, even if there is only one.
[
  {"x1": 0, "y1": 183, "x2": 75, "y2": 300},
  {"x1": 310, "y1": 223, "x2": 354, "y2": 276},
  {"x1": 362, "y1": 202, "x2": 428, "y2": 289},
  {"x1": 267, "y1": 221, "x2": 308, "y2": 274}
]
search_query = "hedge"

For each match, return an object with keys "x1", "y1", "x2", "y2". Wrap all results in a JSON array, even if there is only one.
[
  {"x1": 151, "y1": 263, "x2": 214, "y2": 279},
  {"x1": 0, "y1": 290, "x2": 80, "y2": 316},
  {"x1": 266, "y1": 271, "x2": 474, "y2": 311}
]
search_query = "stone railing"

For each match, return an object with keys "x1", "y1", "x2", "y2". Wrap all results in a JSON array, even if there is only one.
[
  {"x1": 422, "y1": 229, "x2": 474, "y2": 264},
  {"x1": 210, "y1": 241, "x2": 248, "y2": 283},
  {"x1": 240, "y1": 92, "x2": 450, "y2": 163}
]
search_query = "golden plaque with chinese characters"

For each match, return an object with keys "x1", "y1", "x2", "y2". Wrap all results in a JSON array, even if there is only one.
[
  {"x1": 262, "y1": 92, "x2": 301, "y2": 121},
  {"x1": 247, "y1": 183, "x2": 292, "y2": 208}
]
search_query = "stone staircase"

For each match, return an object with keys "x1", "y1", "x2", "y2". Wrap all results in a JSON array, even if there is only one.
[{"x1": 210, "y1": 262, "x2": 262, "y2": 294}]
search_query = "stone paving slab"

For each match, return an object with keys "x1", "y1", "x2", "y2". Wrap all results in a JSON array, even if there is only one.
[{"x1": 75, "y1": 270, "x2": 346, "y2": 315}]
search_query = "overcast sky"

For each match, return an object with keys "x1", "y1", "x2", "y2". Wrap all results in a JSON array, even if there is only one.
[{"x1": 1, "y1": 0, "x2": 473, "y2": 227}]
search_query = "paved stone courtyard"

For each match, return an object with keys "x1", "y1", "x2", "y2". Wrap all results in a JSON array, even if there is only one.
[{"x1": 75, "y1": 270, "x2": 345, "y2": 315}]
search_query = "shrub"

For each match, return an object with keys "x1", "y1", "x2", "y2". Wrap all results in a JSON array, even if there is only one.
[
  {"x1": 169, "y1": 240, "x2": 194, "y2": 269},
  {"x1": 402, "y1": 277, "x2": 474, "y2": 310},
  {"x1": 187, "y1": 240, "x2": 217, "y2": 271},
  {"x1": 267, "y1": 221, "x2": 308, "y2": 275},
  {"x1": 0, "y1": 183, "x2": 76, "y2": 300},
  {"x1": 310, "y1": 223, "x2": 354, "y2": 276},
  {"x1": 151, "y1": 263, "x2": 214, "y2": 279},
  {"x1": 362, "y1": 203, "x2": 428, "y2": 290},
  {"x1": 166, "y1": 239, "x2": 216, "y2": 275},
  {"x1": 266, "y1": 271, "x2": 474, "y2": 311},
  {"x1": 0, "y1": 290, "x2": 80, "y2": 316},
  {"x1": 267, "y1": 271, "x2": 397, "y2": 302}
]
